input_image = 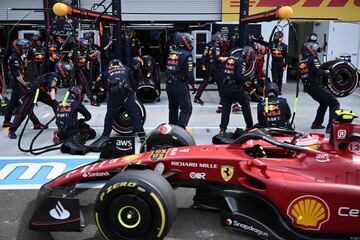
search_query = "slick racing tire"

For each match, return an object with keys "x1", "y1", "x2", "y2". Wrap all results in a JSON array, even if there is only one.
[
  {"x1": 136, "y1": 77, "x2": 160, "y2": 103},
  {"x1": 321, "y1": 60, "x2": 359, "y2": 97},
  {"x1": 112, "y1": 99, "x2": 146, "y2": 135},
  {"x1": 94, "y1": 169, "x2": 177, "y2": 240},
  {"x1": 140, "y1": 123, "x2": 196, "y2": 152},
  {"x1": 228, "y1": 48, "x2": 255, "y2": 77}
]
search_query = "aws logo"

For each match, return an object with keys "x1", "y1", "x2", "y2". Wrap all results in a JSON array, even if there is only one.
[
  {"x1": 116, "y1": 139, "x2": 133, "y2": 151},
  {"x1": 287, "y1": 195, "x2": 330, "y2": 231}
]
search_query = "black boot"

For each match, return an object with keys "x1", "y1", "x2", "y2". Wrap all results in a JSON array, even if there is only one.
[{"x1": 88, "y1": 136, "x2": 110, "y2": 152}]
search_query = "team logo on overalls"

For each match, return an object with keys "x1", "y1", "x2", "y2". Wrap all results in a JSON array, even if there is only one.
[
  {"x1": 221, "y1": 165, "x2": 234, "y2": 182},
  {"x1": 299, "y1": 63, "x2": 308, "y2": 73}
]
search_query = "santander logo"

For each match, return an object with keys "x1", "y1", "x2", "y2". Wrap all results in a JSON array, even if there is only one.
[
  {"x1": 49, "y1": 201, "x2": 70, "y2": 220},
  {"x1": 82, "y1": 171, "x2": 110, "y2": 178}
]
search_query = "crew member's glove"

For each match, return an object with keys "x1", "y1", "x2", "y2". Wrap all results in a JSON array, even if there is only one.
[
  {"x1": 108, "y1": 83, "x2": 120, "y2": 93},
  {"x1": 23, "y1": 82, "x2": 32, "y2": 94},
  {"x1": 146, "y1": 73, "x2": 152, "y2": 78},
  {"x1": 191, "y1": 84, "x2": 197, "y2": 94},
  {"x1": 96, "y1": 74, "x2": 103, "y2": 82},
  {"x1": 51, "y1": 99, "x2": 59, "y2": 110},
  {"x1": 78, "y1": 118, "x2": 86, "y2": 124}
]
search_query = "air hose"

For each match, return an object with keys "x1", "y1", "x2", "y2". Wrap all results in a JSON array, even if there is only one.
[
  {"x1": 18, "y1": 15, "x2": 79, "y2": 155},
  {"x1": 18, "y1": 89, "x2": 73, "y2": 155},
  {"x1": 263, "y1": 20, "x2": 299, "y2": 129}
]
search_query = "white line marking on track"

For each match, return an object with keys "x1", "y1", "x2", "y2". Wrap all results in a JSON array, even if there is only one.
[
  {"x1": 94, "y1": 104, "x2": 258, "y2": 108},
  {"x1": 41, "y1": 113, "x2": 51, "y2": 118},
  {"x1": 0, "y1": 183, "x2": 105, "y2": 190},
  {"x1": 46, "y1": 126, "x2": 243, "y2": 130},
  {"x1": 0, "y1": 156, "x2": 99, "y2": 160}
]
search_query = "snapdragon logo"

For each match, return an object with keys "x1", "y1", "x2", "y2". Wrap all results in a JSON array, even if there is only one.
[
  {"x1": 49, "y1": 201, "x2": 70, "y2": 220},
  {"x1": 226, "y1": 219, "x2": 269, "y2": 237}
]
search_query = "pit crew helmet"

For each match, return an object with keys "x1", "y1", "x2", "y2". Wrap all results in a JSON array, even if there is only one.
[
  {"x1": 265, "y1": 82, "x2": 280, "y2": 96},
  {"x1": 308, "y1": 33, "x2": 318, "y2": 43},
  {"x1": 273, "y1": 31, "x2": 284, "y2": 42},
  {"x1": 211, "y1": 32, "x2": 223, "y2": 43},
  {"x1": 212, "y1": 32, "x2": 227, "y2": 49},
  {"x1": 85, "y1": 31, "x2": 95, "y2": 40},
  {"x1": 109, "y1": 59, "x2": 123, "y2": 67},
  {"x1": 132, "y1": 56, "x2": 144, "y2": 71},
  {"x1": 176, "y1": 32, "x2": 194, "y2": 52},
  {"x1": 78, "y1": 38, "x2": 89, "y2": 50},
  {"x1": 31, "y1": 34, "x2": 42, "y2": 45},
  {"x1": 55, "y1": 61, "x2": 73, "y2": 80},
  {"x1": 12, "y1": 39, "x2": 31, "y2": 54},
  {"x1": 300, "y1": 42, "x2": 320, "y2": 57},
  {"x1": 69, "y1": 86, "x2": 83, "y2": 101},
  {"x1": 241, "y1": 46, "x2": 257, "y2": 64}
]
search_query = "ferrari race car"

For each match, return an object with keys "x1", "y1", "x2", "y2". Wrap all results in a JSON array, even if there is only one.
[{"x1": 29, "y1": 110, "x2": 360, "y2": 240}]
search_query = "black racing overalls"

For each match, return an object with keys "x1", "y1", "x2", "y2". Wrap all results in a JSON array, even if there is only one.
[
  {"x1": 56, "y1": 97, "x2": 91, "y2": 139},
  {"x1": 4, "y1": 53, "x2": 41, "y2": 126},
  {"x1": 102, "y1": 64, "x2": 145, "y2": 139},
  {"x1": 271, "y1": 42, "x2": 287, "y2": 93},
  {"x1": 165, "y1": 48, "x2": 195, "y2": 128},
  {"x1": 299, "y1": 56, "x2": 339, "y2": 129},
  {"x1": 257, "y1": 96, "x2": 291, "y2": 128},
  {"x1": 9, "y1": 72, "x2": 59, "y2": 133},
  {"x1": 220, "y1": 55, "x2": 253, "y2": 130},
  {"x1": 195, "y1": 41, "x2": 214, "y2": 100}
]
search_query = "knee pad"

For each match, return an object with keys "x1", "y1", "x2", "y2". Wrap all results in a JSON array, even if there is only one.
[{"x1": 83, "y1": 128, "x2": 96, "y2": 141}]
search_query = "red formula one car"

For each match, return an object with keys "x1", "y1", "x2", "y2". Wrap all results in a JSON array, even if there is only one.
[{"x1": 29, "y1": 110, "x2": 360, "y2": 240}]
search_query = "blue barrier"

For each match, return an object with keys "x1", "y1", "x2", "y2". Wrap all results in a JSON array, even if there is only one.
[{"x1": 0, "y1": 156, "x2": 98, "y2": 189}]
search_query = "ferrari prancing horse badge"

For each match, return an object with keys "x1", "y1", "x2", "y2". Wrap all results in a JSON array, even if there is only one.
[{"x1": 221, "y1": 165, "x2": 234, "y2": 182}]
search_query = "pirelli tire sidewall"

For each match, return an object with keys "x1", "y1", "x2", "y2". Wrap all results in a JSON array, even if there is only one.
[
  {"x1": 112, "y1": 99, "x2": 146, "y2": 135},
  {"x1": 136, "y1": 77, "x2": 160, "y2": 103},
  {"x1": 94, "y1": 169, "x2": 177, "y2": 240},
  {"x1": 140, "y1": 124, "x2": 196, "y2": 152},
  {"x1": 321, "y1": 60, "x2": 359, "y2": 98}
]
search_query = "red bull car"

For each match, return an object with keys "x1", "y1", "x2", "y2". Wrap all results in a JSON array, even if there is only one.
[{"x1": 29, "y1": 110, "x2": 360, "y2": 240}]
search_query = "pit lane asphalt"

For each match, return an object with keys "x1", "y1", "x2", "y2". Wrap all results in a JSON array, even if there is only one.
[{"x1": 0, "y1": 83, "x2": 359, "y2": 240}]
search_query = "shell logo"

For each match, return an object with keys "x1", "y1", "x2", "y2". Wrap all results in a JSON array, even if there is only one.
[{"x1": 287, "y1": 195, "x2": 330, "y2": 231}]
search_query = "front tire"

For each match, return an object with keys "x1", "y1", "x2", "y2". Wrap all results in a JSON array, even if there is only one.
[{"x1": 94, "y1": 169, "x2": 177, "y2": 240}]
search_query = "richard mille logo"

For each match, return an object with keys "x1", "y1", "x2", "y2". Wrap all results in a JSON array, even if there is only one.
[{"x1": 49, "y1": 201, "x2": 70, "y2": 220}]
